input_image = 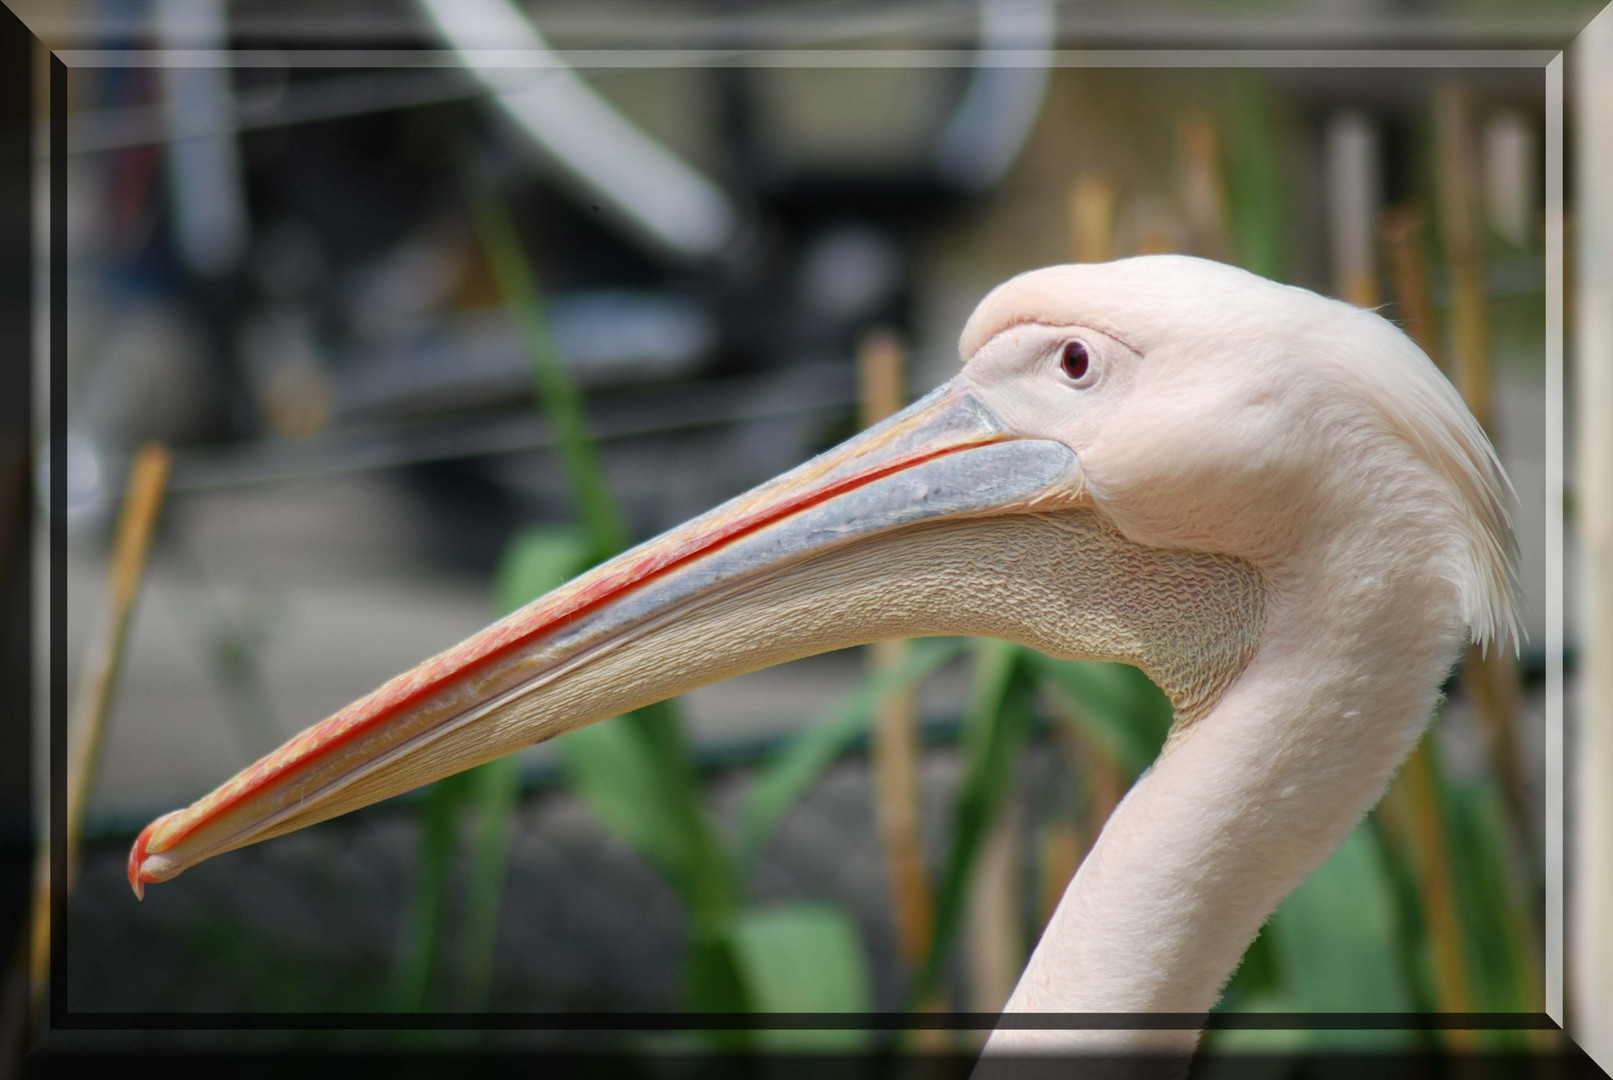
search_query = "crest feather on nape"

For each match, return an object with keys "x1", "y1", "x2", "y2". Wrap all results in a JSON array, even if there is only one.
[{"x1": 1339, "y1": 309, "x2": 1524, "y2": 655}]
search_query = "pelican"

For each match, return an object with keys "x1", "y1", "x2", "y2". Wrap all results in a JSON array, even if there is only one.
[{"x1": 128, "y1": 255, "x2": 1518, "y2": 1053}]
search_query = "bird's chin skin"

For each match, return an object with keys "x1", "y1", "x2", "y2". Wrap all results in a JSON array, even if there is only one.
[{"x1": 129, "y1": 379, "x2": 1087, "y2": 897}]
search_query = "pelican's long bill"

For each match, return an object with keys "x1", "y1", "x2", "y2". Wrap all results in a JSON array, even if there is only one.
[{"x1": 129, "y1": 381, "x2": 1086, "y2": 896}]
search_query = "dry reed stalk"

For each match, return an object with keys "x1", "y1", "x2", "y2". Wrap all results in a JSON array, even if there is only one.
[
  {"x1": 1178, "y1": 116, "x2": 1231, "y2": 262},
  {"x1": 966, "y1": 797, "x2": 1023, "y2": 1023},
  {"x1": 29, "y1": 444, "x2": 171, "y2": 1015},
  {"x1": 1037, "y1": 709, "x2": 1124, "y2": 925},
  {"x1": 857, "y1": 331, "x2": 934, "y2": 969},
  {"x1": 1434, "y1": 83, "x2": 1493, "y2": 429},
  {"x1": 1371, "y1": 86, "x2": 1539, "y2": 1038},
  {"x1": 1035, "y1": 817, "x2": 1084, "y2": 930},
  {"x1": 1382, "y1": 207, "x2": 1444, "y2": 368},
  {"x1": 1067, "y1": 175, "x2": 1116, "y2": 264},
  {"x1": 1325, "y1": 110, "x2": 1383, "y2": 309},
  {"x1": 1037, "y1": 717, "x2": 1087, "y2": 925},
  {"x1": 1345, "y1": 116, "x2": 1475, "y2": 1034},
  {"x1": 1383, "y1": 747, "x2": 1475, "y2": 1025},
  {"x1": 1432, "y1": 82, "x2": 1536, "y2": 867}
]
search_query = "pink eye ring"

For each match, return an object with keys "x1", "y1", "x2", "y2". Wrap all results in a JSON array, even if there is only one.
[{"x1": 1061, "y1": 340, "x2": 1091, "y2": 382}]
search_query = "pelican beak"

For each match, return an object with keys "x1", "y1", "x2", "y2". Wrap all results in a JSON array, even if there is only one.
[{"x1": 129, "y1": 381, "x2": 1083, "y2": 897}]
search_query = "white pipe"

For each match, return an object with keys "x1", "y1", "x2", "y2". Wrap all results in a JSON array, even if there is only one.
[
  {"x1": 1484, "y1": 108, "x2": 1536, "y2": 249},
  {"x1": 1324, "y1": 110, "x2": 1381, "y2": 306},
  {"x1": 933, "y1": 0, "x2": 1055, "y2": 192},
  {"x1": 155, "y1": 0, "x2": 249, "y2": 277},
  {"x1": 417, "y1": 0, "x2": 737, "y2": 262}
]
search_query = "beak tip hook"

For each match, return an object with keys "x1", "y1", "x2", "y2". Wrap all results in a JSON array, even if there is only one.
[{"x1": 128, "y1": 821, "x2": 158, "y2": 901}]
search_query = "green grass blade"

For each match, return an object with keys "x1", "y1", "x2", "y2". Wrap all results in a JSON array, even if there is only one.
[
  {"x1": 433, "y1": 525, "x2": 595, "y2": 1012},
  {"x1": 1225, "y1": 73, "x2": 1287, "y2": 282},
  {"x1": 391, "y1": 769, "x2": 472, "y2": 1011},
  {"x1": 459, "y1": 754, "x2": 522, "y2": 1011},
  {"x1": 1025, "y1": 653, "x2": 1172, "y2": 777},
  {"x1": 1269, "y1": 824, "x2": 1413, "y2": 1014},
  {"x1": 910, "y1": 639, "x2": 1030, "y2": 1005},
  {"x1": 626, "y1": 700, "x2": 740, "y2": 935},
  {"x1": 464, "y1": 169, "x2": 745, "y2": 1000},
  {"x1": 1208, "y1": 823, "x2": 1413, "y2": 1053},
  {"x1": 491, "y1": 526, "x2": 592, "y2": 615},
  {"x1": 1439, "y1": 756, "x2": 1540, "y2": 1036},
  {"x1": 556, "y1": 711, "x2": 728, "y2": 915},
  {"x1": 467, "y1": 168, "x2": 626, "y2": 561},
  {"x1": 494, "y1": 533, "x2": 740, "y2": 933},
  {"x1": 728, "y1": 902, "x2": 874, "y2": 1049},
  {"x1": 737, "y1": 637, "x2": 966, "y2": 867},
  {"x1": 1366, "y1": 808, "x2": 1443, "y2": 1017}
]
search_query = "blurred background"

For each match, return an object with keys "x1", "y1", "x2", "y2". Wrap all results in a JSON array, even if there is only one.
[{"x1": 15, "y1": 0, "x2": 1608, "y2": 1061}]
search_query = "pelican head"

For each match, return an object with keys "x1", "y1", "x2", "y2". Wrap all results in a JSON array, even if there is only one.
[{"x1": 129, "y1": 256, "x2": 1516, "y2": 1036}]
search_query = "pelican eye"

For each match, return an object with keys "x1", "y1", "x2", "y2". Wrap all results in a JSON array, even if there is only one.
[{"x1": 1060, "y1": 340, "x2": 1091, "y2": 382}]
